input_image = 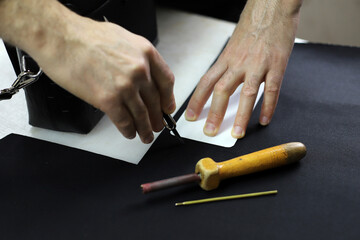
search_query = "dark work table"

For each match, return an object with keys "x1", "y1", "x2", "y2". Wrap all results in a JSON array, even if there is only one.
[{"x1": 1, "y1": 42, "x2": 360, "y2": 239}]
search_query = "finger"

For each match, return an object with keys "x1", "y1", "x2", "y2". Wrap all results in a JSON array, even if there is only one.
[
  {"x1": 185, "y1": 62, "x2": 227, "y2": 121},
  {"x1": 147, "y1": 46, "x2": 176, "y2": 114},
  {"x1": 126, "y1": 93, "x2": 154, "y2": 144},
  {"x1": 140, "y1": 82, "x2": 164, "y2": 132},
  {"x1": 232, "y1": 73, "x2": 263, "y2": 139},
  {"x1": 204, "y1": 70, "x2": 243, "y2": 136},
  {"x1": 259, "y1": 71, "x2": 283, "y2": 126},
  {"x1": 107, "y1": 105, "x2": 137, "y2": 139}
]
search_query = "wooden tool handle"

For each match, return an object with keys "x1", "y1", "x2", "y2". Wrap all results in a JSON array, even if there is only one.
[{"x1": 195, "y1": 142, "x2": 306, "y2": 190}]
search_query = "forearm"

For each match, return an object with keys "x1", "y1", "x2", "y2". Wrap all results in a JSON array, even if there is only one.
[
  {"x1": 241, "y1": 0, "x2": 303, "y2": 21},
  {"x1": 0, "y1": 0, "x2": 81, "y2": 62},
  {"x1": 239, "y1": 0, "x2": 303, "y2": 38}
]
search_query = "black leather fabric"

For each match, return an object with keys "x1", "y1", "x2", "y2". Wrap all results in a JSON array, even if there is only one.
[
  {"x1": 0, "y1": 43, "x2": 360, "y2": 239},
  {"x1": 156, "y1": 0, "x2": 246, "y2": 23},
  {"x1": 5, "y1": 0, "x2": 157, "y2": 134}
]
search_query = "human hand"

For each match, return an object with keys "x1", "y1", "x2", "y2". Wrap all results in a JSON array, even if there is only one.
[
  {"x1": 185, "y1": 0, "x2": 302, "y2": 138},
  {"x1": 24, "y1": 7, "x2": 175, "y2": 144}
]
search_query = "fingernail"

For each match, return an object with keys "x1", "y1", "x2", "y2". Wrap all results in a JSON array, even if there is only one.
[
  {"x1": 128, "y1": 134, "x2": 136, "y2": 139},
  {"x1": 185, "y1": 109, "x2": 196, "y2": 121},
  {"x1": 168, "y1": 101, "x2": 176, "y2": 113},
  {"x1": 232, "y1": 126, "x2": 245, "y2": 139},
  {"x1": 260, "y1": 116, "x2": 269, "y2": 126},
  {"x1": 204, "y1": 123, "x2": 217, "y2": 136},
  {"x1": 143, "y1": 134, "x2": 154, "y2": 144}
]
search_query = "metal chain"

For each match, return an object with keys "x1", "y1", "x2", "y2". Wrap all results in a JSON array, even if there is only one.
[{"x1": 0, "y1": 48, "x2": 42, "y2": 101}]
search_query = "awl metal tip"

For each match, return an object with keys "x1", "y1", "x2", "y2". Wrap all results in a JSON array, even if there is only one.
[
  {"x1": 172, "y1": 128, "x2": 185, "y2": 144},
  {"x1": 162, "y1": 113, "x2": 184, "y2": 144}
]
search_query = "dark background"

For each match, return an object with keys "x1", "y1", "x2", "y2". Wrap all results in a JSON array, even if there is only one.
[{"x1": 156, "y1": 0, "x2": 246, "y2": 23}]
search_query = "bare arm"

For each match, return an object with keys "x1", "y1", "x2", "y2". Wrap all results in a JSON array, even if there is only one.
[
  {"x1": 0, "y1": 0, "x2": 176, "y2": 144},
  {"x1": 185, "y1": 0, "x2": 302, "y2": 138}
]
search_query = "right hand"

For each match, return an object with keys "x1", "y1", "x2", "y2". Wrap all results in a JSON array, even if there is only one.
[{"x1": 31, "y1": 16, "x2": 176, "y2": 144}]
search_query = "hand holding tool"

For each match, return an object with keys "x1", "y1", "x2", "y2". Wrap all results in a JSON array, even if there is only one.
[
  {"x1": 141, "y1": 142, "x2": 306, "y2": 193},
  {"x1": 104, "y1": 16, "x2": 183, "y2": 144}
]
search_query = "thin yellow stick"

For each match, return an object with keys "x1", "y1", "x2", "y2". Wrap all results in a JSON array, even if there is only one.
[{"x1": 175, "y1": 190, "x2": 278, "y2": 206}]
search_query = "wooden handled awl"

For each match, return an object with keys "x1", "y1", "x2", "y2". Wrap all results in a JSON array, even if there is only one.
[{"x1": 141, "y1": 142, "x2": 306, "y2": 193}]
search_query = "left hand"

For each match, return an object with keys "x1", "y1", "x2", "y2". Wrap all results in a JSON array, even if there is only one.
[{"x1": 185, "y1": 0, "x2": 302, "y2": 138}]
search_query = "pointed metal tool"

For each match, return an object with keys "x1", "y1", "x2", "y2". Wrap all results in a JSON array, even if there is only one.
[{"x1": 162, "y1": 113, "x2": 184, "y2": 144}]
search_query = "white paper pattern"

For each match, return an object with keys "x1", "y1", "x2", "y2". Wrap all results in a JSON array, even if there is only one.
[{"x1": 176, "y1": 83, "x2": 264, "y2": 147}]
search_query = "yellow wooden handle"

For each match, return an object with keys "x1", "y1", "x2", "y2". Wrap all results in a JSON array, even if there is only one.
[{"x1": 195, "y1": 142, "x2": 306, "y2": 190}]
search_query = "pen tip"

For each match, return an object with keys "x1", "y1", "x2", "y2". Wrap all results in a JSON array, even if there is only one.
[
  {"x1": 175, "y1": 203, "x2": 183, "y2": 206},
  {"x1": 172, "y1": 129, "x2": 185, "y2": 144}
]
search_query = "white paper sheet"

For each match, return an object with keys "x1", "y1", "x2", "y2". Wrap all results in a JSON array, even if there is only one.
[{"x1": 176, "y1": 83, "x2": 264, "y2": 147}]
